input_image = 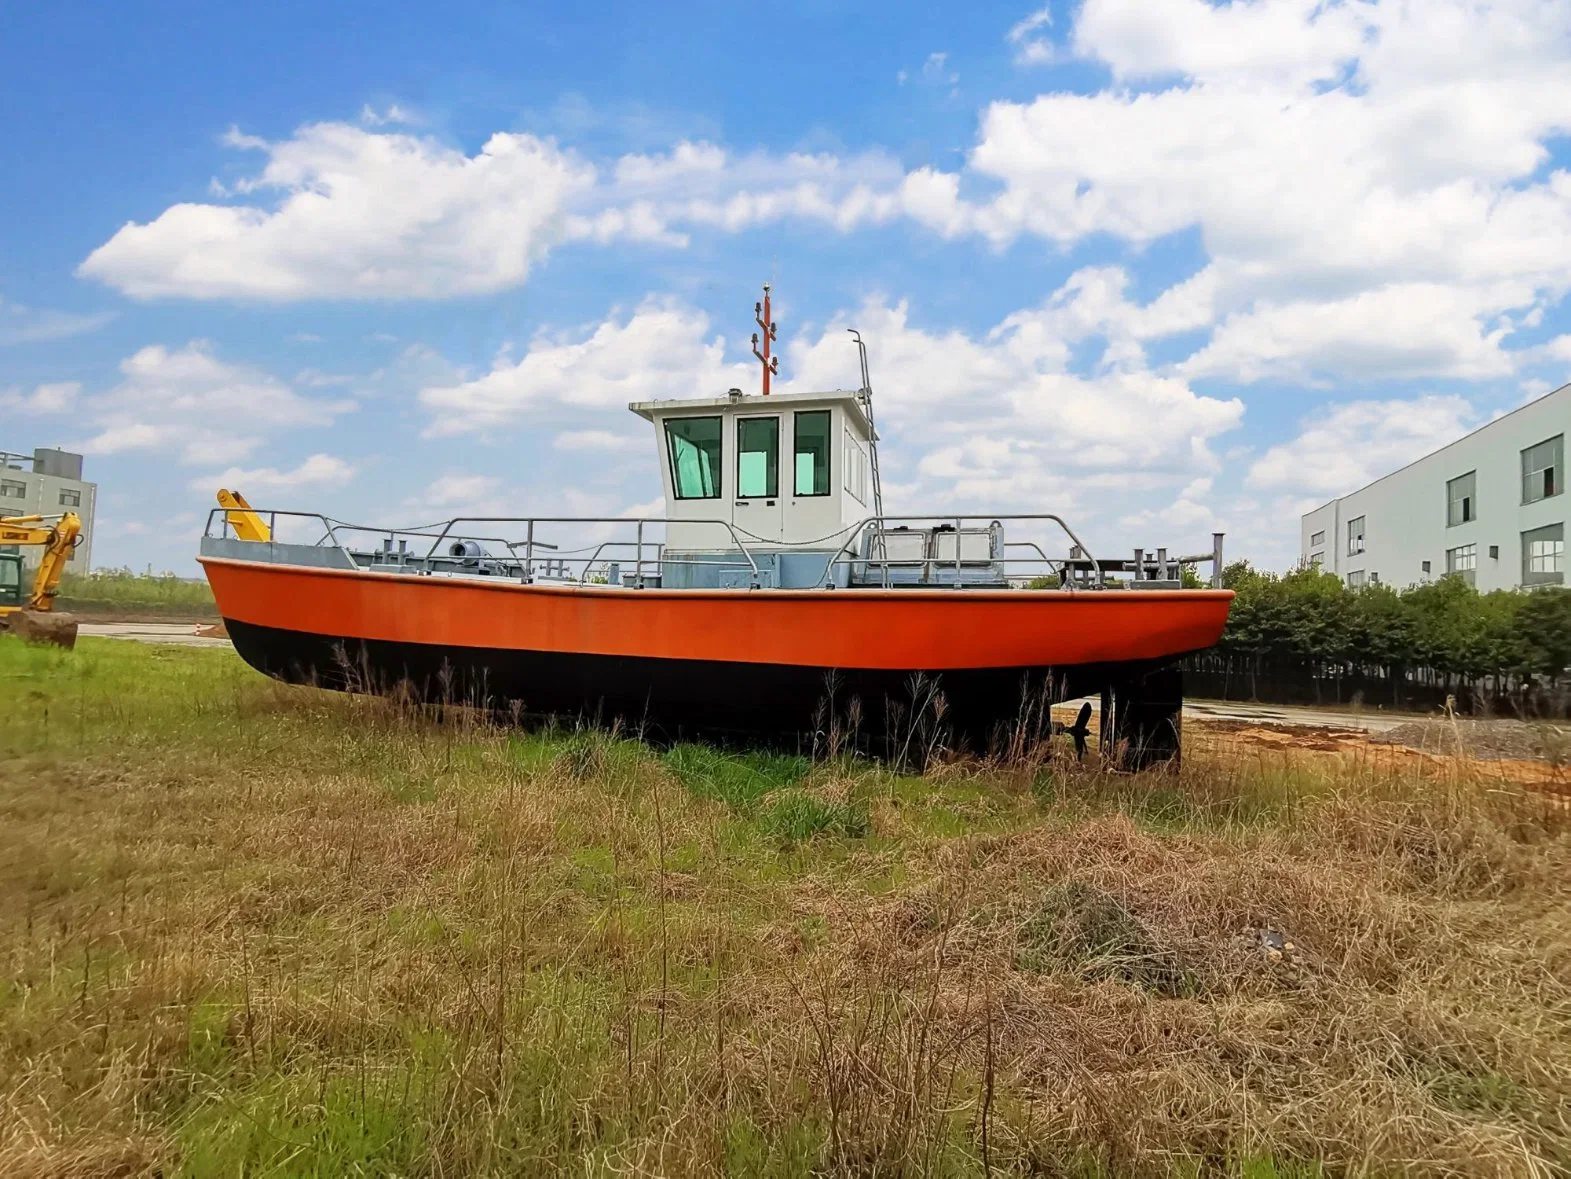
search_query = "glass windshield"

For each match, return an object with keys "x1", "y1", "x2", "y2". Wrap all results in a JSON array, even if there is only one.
[
  {"x1": 665, "y1": 416, "x2": 722, "y2": 499},
  {"x1": 737, "y1": 417, "x2": 779, "y2": 499},
  {"x1": 793, "y1": 410, "x2": 831, "y2": 496}
]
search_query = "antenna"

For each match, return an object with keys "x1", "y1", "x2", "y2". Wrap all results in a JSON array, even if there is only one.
[
  {"x1": 750, "y1": 283, "x2": 779, "y2": 396},
  {"x1": 847, "y1": 328, "x2": 885, "y2": 522}
]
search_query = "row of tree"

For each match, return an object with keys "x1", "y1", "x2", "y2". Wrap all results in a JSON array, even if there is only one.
[{"x1": 1213, "y1": 563, "x2": 1571, "y2": 685}]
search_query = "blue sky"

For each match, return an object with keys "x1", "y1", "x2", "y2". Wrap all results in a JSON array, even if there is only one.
[{"x1": 4, "y1": 0, "x2": 1570, "y2": 573}]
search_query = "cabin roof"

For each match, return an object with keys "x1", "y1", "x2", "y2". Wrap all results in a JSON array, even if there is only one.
[{"x1": 627, "y1": 388, "x2": 875, "y2": 437}]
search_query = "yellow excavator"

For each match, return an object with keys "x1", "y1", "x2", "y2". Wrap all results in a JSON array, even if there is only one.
[{"x1": 0, "y1": 511, "x2": 84, "y2": 648}]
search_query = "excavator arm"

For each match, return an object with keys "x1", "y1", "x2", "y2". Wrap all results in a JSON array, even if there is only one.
[
  {"x1": 0, "y1": 511, "x2": 83, "y2": 612},
  {"x1": 0, "y1": 512, "x2": 82, "y2": 648}
]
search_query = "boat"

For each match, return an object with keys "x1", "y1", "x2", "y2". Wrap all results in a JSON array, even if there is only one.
[{"x1": 198, "y1": 288, "x2": 1233, "y2": 764}]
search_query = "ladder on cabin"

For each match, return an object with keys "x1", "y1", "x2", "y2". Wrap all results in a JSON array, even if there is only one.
[{"x1": 849, "y1": 331, "x2": 885, "y2": 520}]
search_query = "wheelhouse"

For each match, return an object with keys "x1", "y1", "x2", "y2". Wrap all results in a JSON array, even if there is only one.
[{"x1": 629, "y1": 388, "x2": 876, "y2": 586}]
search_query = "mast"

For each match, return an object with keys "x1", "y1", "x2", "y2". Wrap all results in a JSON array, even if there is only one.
[{"x1": 751, "y1": 284, "x2": 779, "y2": 396}]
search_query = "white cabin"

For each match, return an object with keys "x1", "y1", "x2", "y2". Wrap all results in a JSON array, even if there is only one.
[{"x1": 628, "y1": 388, "x2": 876, "y2": 585}]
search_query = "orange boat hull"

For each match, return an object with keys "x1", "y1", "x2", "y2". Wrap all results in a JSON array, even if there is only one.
[{"x1": 200, "y1": 556, "x2": 1232, "y2": 745}]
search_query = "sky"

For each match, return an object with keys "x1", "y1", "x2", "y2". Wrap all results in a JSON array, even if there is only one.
[{"x1": 3, "y1": 0, "x2": 1570, "y2": 574}]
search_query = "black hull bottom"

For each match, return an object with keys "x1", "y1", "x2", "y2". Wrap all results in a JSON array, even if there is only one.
[{"x1": 224, "y1": 619, "x2": 1184, "y2": 765}]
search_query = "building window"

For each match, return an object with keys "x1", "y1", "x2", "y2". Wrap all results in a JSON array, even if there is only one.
[
  {"x1": 1446, "y1": 543, "x2": 1477, "y2": 586},
  {"x1": 736, "y1": 416, "x2": 780, "y2": 499},
  {"x1": 791, "y1": 411, "x2": 831, "y2": 497},
  {"x1": 1310, "y1": 530, "x2": 1325, "y2": 547},
  {"x1": 664, "y1": 416, "x2": 722, "y2": 500},
  {"x1": 1521, "y1": 435, "x2": 1563, "y2": 504},
  {"x1": 1347, "y1": 516, "x2": 1365, "y2": 555},
  {"x1": 1446, "y1": 471, "x2": 1476, "y2": 526},
  {"x1": 0, "y1": 479, "x2": 25, "y2": 499},
  {"x1": 1421, "y1": 560, "x2": 1432, "y2": 575},
  {"x1": 1523, "y1": 523, "x2": 1564, "y2": 586},
  {"x1": 59, "y1": 489, "x2": 81, "y2": 507},
  {"x1": 1346, "y1": 570, "x2": 1366, "y2": 588},
  {"x1": 1309, "y1": 552, "x2": 1324, "y2": 569}
]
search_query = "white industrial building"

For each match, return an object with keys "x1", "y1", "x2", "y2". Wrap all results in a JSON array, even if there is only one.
[
  {"x1": 1300, "y1": 383, "x2": 1567, "y2": 592},
  {"x1": 0, "y1": 447, "x2": 97, "y2": 571}
]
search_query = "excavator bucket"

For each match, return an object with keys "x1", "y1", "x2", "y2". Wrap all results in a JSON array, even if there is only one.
[{"x1": 0, "y1": 608, "x2": 78, "y2": 649}]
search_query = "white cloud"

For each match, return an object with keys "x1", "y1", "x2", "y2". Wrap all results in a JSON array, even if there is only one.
[
  {"x1": 921, "y1": 52, "x2": 959, "y2": 85},
  {"x1": 423, "y1": 473, "x2": 501, "y2": 506},
  {"x1": 1072, "y1": 0, "x2": 1368, "y2": 88},
  {"x1": 782, "y1": 291, "x2": 1243, "y2": 512},
  {"x1": 192, "y1": 453, "x2": 355, "y2": 493},
  {"x1": 75, "y1": 342, "x2": 353, "y2": 464},
  {"x1": 1246, "y1": 395, "x2": 1477, "y2": 499},
  {"x1": 962, "y1": 0, "x2": 1571, "y2": 381},
  {"x1": 553, "y1": 429, "x2": 643, "y2": 452},
  {"x1": 359, "y1": 103, "x2": 417, "y2": 126},
  {"x1": 1180, "y1": 283, "x2": 1521, "y2": 384},
  {"x1": 419, "y1": 298, "x2": 752, "y2": 435},
  {"x1": 67, "y1": 0, "x2": 1571, "y2": 402},
  {"x1": 0, "y1": 296, "x2": 114, "y2": 345},
  {"x1": 1008, "y1": 7, "x2": 1056, "y2": 65},
  {"x1": 80, "y1": 124, "x2": 598, "y2": 299},
  {"x1": 1, "y1": 381, "x2": 81, "y2": 414}
]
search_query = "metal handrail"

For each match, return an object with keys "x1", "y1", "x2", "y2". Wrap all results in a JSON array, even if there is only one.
[
  {"x1": 410, "y1": 516, "x2": 762, "y2": 587},
  {"x1": 200, "y1": 508, "x2": 1227, "y2": 593},
  {"x1": 812, "y1": 513, "x2": 1104, "y2": 589}
]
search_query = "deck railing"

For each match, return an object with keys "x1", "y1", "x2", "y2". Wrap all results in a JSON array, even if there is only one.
[{"x1": 204, "y1": 509, "x2": 1223, "y2": 590}]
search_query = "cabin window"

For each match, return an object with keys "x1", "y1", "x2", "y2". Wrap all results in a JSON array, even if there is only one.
[
  {"x1": 844, "y1": 431, "x2": 867, "y2": 505},
  {"x1": 736, "y1": 417, "x2": 779, "y2": 499},
  {"x1": 665, "y1": 416, "x2": 722, "y2": 500},
  {"x1": 792, "y1": 411, "x2": 831, "y2": 497}
]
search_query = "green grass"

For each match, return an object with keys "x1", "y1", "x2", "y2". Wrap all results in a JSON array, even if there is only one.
[
  {"x1": 54, "y1": 566, "x2": 218, "y2": 618},
  {"x1": 1, "y1": 635, "x2": 1567, "y2": 1176}
]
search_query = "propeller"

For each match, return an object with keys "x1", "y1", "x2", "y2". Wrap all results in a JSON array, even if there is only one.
[{"x1": 1052, "y1": 701, "x2": 1093, "y2": 760}]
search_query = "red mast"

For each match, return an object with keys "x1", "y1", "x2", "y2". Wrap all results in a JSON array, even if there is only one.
[{"x1": 751, "y1": 284, "x2": 779, "y2": 396}]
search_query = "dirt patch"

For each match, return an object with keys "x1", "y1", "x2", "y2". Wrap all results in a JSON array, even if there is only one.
[
  {"x1": 1194, "y1": 718, "x2": 1367, "y2": 754},
  {"x1": 1373, "y1": 717, "x2": 1571, "y2": 761}
]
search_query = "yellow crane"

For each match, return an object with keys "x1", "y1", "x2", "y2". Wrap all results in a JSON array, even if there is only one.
[
  {"x1": 0, "y1": 511, "x2": 83, "y2": 647},
  {"x1": 216, "y1": 488, "x2": 271, "y2": 542}
]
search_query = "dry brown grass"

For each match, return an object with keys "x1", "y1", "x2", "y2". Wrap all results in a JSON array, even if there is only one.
[{"x1": 0, "y1": 638, "x2": 1567, "y2": 1176}]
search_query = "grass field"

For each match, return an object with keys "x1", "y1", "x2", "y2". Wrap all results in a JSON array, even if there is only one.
[
  {"x1": 1, "y1": 638, "x2": 1567, "y2": 1176},
  {"x1": 54, "y1": 569, "x2": 219, "y2": 620}
]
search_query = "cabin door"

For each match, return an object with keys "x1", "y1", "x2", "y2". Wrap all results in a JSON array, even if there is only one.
[{"x1": 733, "y1": 415, "x2": 783, "y2": 543}]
